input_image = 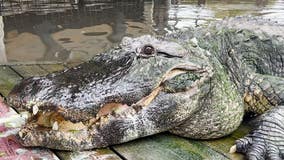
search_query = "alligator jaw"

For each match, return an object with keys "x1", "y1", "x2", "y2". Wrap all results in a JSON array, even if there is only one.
[{"x1": 15, "y1": 63, "x2": 211, "y2": 150}]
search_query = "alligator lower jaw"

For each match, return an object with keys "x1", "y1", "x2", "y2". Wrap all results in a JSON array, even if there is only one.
[
  {"x1": 20, "y1": 102, "x2": 138, "y2": 134},
  {"x1": 17, "y1": 122, "x2": 96, "y2": 150},
  {"x1": 17, "y1": 104, "x2": 138, "y2": 150}
]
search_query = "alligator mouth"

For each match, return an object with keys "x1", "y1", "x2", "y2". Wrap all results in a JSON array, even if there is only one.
[
  {"x1": 21, "y1": 102, "x2": 136, "y2": 133},
  {"x1": 14, "y1": 63, "x2": 211, "y2": 150}
]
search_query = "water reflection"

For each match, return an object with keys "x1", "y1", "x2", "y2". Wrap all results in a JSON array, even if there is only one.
[
  {"x1": 33, "y1": 21, "x2": 70, "y2": 61},
  {"x1": 1, "y1": 0, "x2": 284, "y2": 63},
  {"x1": 107, "y1": 10, "x2": 127, "y2": 43},
  {"x1": 153, "y1": 0, "x2": 170, "y2": 35},
  {"x1": 2, "y1": 2, "x2": 145, "y2": 62},
  {"x1": 256, "y1": 0, "x2": 268, "y2": 6}
]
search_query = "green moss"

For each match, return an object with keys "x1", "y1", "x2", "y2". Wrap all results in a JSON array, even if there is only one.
[
  {"x1": 68, "y1": 130, "x2": 80, "y2": 134},
  {"x1": 163, "y1": 72, "x2": 201, "y2": 93}
]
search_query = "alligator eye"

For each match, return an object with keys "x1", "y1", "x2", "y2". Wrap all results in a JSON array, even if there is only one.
[{"x1": 141, "y1": 45, "x2": 155, "y2": 55}]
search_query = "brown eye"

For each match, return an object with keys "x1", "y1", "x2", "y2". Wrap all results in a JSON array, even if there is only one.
[{"x1": 142, "y1": 45, "x2": 155, "y2": 55}]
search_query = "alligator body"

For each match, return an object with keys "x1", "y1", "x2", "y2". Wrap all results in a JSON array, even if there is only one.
[{"x1": 7, "y1": 17, "x2": 284, "y2": 159}]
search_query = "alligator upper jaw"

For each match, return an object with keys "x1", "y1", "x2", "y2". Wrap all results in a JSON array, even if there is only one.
[
  {"x1": 9, "y1": 62, "x2": 208, "y2": 122},
  {"x1": 20, "y1": 63, "x2": 208, "y2": 128}
]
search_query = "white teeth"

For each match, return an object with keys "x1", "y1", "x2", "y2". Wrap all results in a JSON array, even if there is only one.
[
  {"x1": 32, "y1": 105, "x2": 39, "y2": 115},
  {"x1": 18, "y1": 131, "x2": 23, "y2": 138},
  {"x1": 229, "y1": 145, "x2": 237, "y2": 153},
  {"x1": 52, "y1": 121, "x2": 59, "y2": 130}
]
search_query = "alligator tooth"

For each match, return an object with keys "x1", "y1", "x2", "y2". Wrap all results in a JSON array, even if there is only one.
[
  {"x1": 229, "y1": 145, "x2": 237, "y2": 153},
  {"x1": 18, "y1": 131, "x2": 23, "y2": 138},
  {"x1": 52, "y1": 121, "x2": 59, "y2": 130},
  {"x1": 32, "y1": 105, "x2": 39, "y2": 115},
  {"x1": 20, "y1": 111, "x2": 30, "y2": 120}
]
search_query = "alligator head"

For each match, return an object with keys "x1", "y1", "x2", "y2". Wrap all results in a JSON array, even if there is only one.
[{"x1": 8, "y1": 35, "x2": 213, "y2": 150}]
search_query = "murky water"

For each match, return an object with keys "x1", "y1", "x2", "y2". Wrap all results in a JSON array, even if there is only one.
[{"x1": 0, "y1": 0, "x2": 283, "y2": 63}]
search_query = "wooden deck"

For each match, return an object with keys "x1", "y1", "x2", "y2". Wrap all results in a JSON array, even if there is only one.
[{"x1": 0, "y1": 62, "x2": 249, "y2": 160}]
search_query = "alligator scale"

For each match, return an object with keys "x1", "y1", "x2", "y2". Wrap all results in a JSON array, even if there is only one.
[{"x1": 7, "y1": 17, "x2": 284, "y2": 159}]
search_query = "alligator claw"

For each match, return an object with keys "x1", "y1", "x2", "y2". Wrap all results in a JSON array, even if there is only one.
[
  {"x1": 236, "y1": 137, "x2": 283, "y2": 160},
  {"x1": 235, "y1": 106, "x2": 284, "y2": 160}
]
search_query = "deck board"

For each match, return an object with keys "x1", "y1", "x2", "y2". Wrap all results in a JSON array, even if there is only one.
[
  {"x1": 202, "y1": 136, "x2": 244, "y2": 160},
  {"x1": 11, "y1": 65, "x2": 48, "y2": 78},
  {"x1": 64, "y1": 62, "x2": 83, "y2": 68},
  {"x1": 197, "y1": 125, "x2": 250, "y2": 160},
  {"x1": 39, "y1": 64, "x2": 67, "y2": 73},
  {"x1": 113, "y1": 133, "x2": 229, "y2": 160},
  {"x1": 56, "y1": 149, "x2": 121, "y2": 160},
  {"x1": 0, "y1": 63, "x2": 251, "y2": 160},
  {"x1": 0, "y1": 66, "x2": 22, "y2": 97}
]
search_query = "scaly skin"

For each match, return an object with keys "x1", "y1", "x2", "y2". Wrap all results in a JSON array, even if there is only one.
[
  {"x1": 7, "y1": 17, "x2": 284, "y2": 159},
  {"x1": 195, "y1": 17, "x2": 284, "y2": 159}
]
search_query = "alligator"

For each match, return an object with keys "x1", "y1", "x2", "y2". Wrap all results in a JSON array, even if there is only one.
[{"x1": 7, "y1": 17, "x2": 284, "y2": 159}]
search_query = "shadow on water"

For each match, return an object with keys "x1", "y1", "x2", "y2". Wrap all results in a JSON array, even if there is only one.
[{"x1": 0, "y1": 0, "x2": 283, "y2": 63}]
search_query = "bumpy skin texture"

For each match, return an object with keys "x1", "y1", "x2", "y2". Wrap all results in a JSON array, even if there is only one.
[
  {"x1": 194, "y1": 17, "x2": 284, "y2": 159},
  {"x1": 7, "y1": 17, "x2": 284, "y2": 160}
]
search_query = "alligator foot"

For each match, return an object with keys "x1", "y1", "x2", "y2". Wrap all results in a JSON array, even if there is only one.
[{"x1": 232, "y1": 105, "x2": 284, "y2": 160}]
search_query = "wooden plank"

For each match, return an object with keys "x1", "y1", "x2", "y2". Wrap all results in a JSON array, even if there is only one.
[
  {"x1": 201, "y1": 124, "x2": 251, "y2": 160},
  {"x1": 202, "y1": 136, "x2": 244, "y2": 160},
  {"x1": 56, "y1": 149, "x2": 121, "y2": 160},
  {"x1": 64, "y1": 62, "x2": 83, "y2": 68},
  {"x1": 113, "y1": 133, "x2": 228, "y2": 160},
  {"x1": 0, "y1": 66, "x2": 22, "y2": 97},
  {"x1": 202, "y1": 136, "x2": 236, "y2": 156},
  {"x1": 11, "y1": 65, "x2": 48, "y2": 78},
  {"x1": 0, "y1": 98, "x2": 60, "y2": 160},
  {"x1": 39, "y1": 64, "x2": 66, "y2": 73}
]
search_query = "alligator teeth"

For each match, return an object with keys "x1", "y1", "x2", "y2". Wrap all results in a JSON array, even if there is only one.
[
  {"x1": 229, "y1": 145, "x2": 237, "y2": 153},
  {"x1": 32, "y1": 105, "x2": 39, "y2": 115},
  {"x1": 52, "y1": 121, "x2": 59, "y2": 130}
]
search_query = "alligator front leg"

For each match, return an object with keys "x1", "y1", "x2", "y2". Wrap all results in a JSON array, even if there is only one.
[{"x1": 233, "y1": 105, "x2": 284, "y2": 160}]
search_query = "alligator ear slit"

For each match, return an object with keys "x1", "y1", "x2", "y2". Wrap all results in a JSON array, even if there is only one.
[{"x1": 157, "y1": 51, "x2": 183, "y2": 58}]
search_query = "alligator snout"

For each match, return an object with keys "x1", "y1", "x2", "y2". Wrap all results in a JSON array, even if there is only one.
[{"x1": 8, "y1": 77, "x2": 44, "y2": 111}]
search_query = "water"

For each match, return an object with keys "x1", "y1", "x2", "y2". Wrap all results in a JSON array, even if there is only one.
[{"x1": 0, "y1": 0, "x2": 284, "y2": 64}]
